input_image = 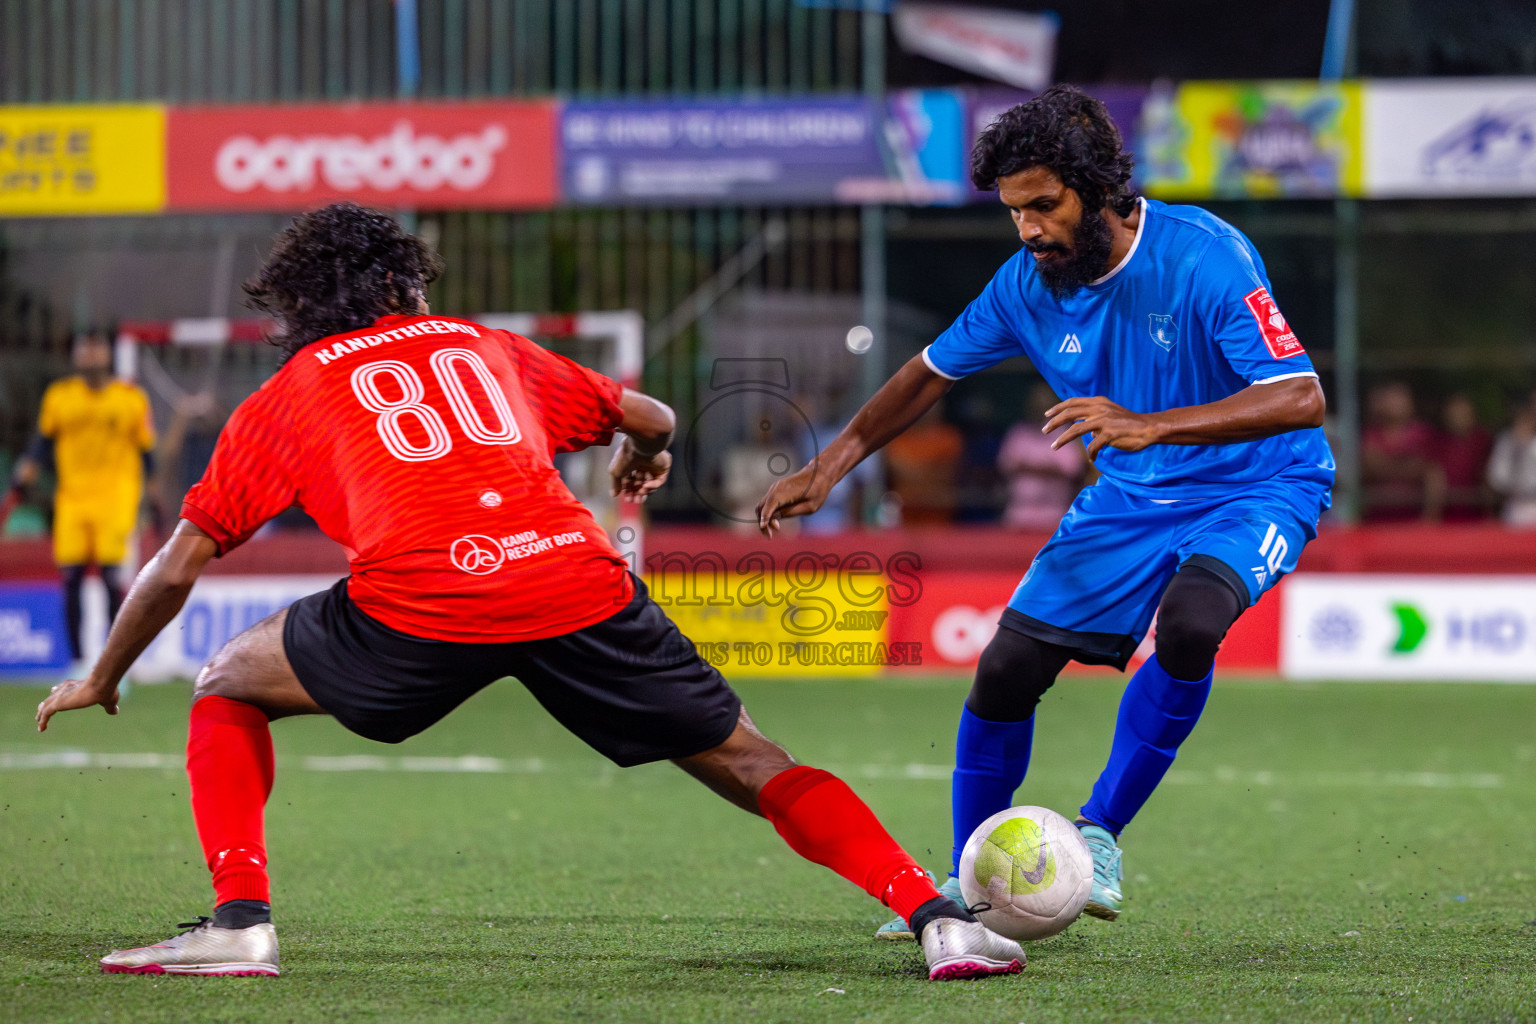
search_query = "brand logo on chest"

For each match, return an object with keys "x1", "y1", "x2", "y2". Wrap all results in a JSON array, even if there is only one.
[{"x1": 1058, "y1": 333, "x2": 1083, "y2": 354}]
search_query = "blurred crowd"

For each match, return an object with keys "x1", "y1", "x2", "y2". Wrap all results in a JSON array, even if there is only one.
[
  {"x1": 1360, "y1": 382, "x2": 1536, "y2": 526},
  {"x1": 721, "y1": 379, "x2": 1536, "y2": 531}
]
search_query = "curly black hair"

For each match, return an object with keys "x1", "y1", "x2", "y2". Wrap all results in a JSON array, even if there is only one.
[
  {"x1": 971, "y1": 84, "x2": 1138, "y2": 217},
  {"x1": 243, "y1": 202, "x2": 445, "y2": 361}
]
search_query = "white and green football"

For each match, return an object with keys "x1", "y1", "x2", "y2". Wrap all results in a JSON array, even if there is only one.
[{"x1": 958, "y1": 805, "x2": 1094, "y2": 941}]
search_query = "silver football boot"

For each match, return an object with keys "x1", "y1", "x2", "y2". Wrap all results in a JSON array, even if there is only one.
[
  {"x1": 920, "y1": 917, "x2": 1025, "y2": 980},
  {"x1": 100, "y1": 917, "x2": 279, "y2": 976}
]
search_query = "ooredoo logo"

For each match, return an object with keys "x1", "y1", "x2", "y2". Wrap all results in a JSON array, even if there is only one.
[
  {"x1": 214, "y1": 122, "x2": 508, "y2": 194},
  {"x1": 931, "y1": 604, "x2": 1005, "y2": 663},
  {"x1": 450, "y1": 534, "x2": 506, "y2": 576}
]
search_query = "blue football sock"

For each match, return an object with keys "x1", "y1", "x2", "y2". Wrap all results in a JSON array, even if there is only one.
[
  {"x1": 1080, "y1": 654, "x2": 1212, "y2": 835},
  {"x1": 950, "y1": 705, "x2": 1034, "y2": 877}
]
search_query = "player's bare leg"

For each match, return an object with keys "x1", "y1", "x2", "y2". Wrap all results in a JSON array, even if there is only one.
[
  {"x1": 673, "y1": 708, "x2": 1024, "y2": 980},
  {"x1": 101, "y1": 609, "x2": 323, "y2": 976}
]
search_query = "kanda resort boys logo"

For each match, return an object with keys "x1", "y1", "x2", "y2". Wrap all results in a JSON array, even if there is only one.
[
  {"x1": 1243, "y1": 287, "x2": 1305, "y2": 359},
  {"x1": 450, "y1": 535, "x2": 505, "y2": 576},
  {"x1": 450, "y1": 530, "x2": 591, "y2": 575}
]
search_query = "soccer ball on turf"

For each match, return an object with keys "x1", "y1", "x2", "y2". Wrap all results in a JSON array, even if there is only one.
[{"x1": 958, "y1": 805, "x2": 1094, "y2": 941}]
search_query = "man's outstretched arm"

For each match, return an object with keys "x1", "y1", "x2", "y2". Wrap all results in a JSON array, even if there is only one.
[
  {"x1": 36, "y1": 520, "x2": 218, "y2": 731},
  {"x1": 757, "y1": 354, "x2": 954, "y2": 535},
  {"x1": 609, "y1": 387, "x2": 676, "y2": 503},
  {"x1": 1044, "y1": 377, "x2": 1326, "y2": 461}
]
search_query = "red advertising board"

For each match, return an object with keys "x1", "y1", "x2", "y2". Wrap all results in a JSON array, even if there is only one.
[
  {"x1": 886, "y1": 569, "x2": 1281, "y2": 675},
  {"x1": 166, "y1": 101, "x2": 558, "y2": 211}
]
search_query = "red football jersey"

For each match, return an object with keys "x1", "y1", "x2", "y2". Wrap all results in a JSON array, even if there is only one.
[{"x1": 181, "y1": 314, "x2": 634, "y2": 642}]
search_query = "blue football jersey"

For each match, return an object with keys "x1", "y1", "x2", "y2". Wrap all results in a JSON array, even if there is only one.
[{"x1": 923, "y1": 198, "x2": 1336, "y2": 500}]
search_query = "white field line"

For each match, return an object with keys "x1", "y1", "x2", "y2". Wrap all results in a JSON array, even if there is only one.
[{"x1": 0, "y1": 750, "x2": 1511, "y2": 789}]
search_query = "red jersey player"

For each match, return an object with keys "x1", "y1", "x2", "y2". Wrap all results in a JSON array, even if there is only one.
[{"x1": 34, "y1": 203, "x2": 1022, "y2": 982}]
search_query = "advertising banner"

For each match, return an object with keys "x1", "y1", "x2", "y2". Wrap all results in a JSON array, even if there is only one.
[
  {"x1": 1365, "y1": 79, "x2": 1536, "y2": 197},
  {"x1": 0, "y1": 104, "x2": 165, "y2": 215},
  {"x1": 92, "y1": 575, "x2": 339, "y2": 683},
  {"x1": 1282, "y1": 575, "x2": 1536, "y2": 682},
  {"x1": 892, "y1": 3, "x2": 1058, "y2": 91},
  {"x1": 645, "y1": 561, "x2": 910, "y2": 677},
  {"x1": 166, "y1": 101, "x2": 558, "y2": 211},
  {"x1": 0, "y1": 583, "x2": 70, "y2": 678},
  {"x1": 1140, "y1": 81, "x2": 1363, "y2": 198},
  {"x1": 561, "y1": 96, "x2": 891, "y2": 205},
  {"x1": 885, "y1": 569, "x2": 1282, "y2": 675},
  {"x1": 875, "y1": 88, "x2": 970, "y2": 205}
]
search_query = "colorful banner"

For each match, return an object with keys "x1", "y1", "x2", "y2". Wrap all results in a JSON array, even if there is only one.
[
  {"x1": 8, "y1": 80, "x2": 1536, "y2": 214},
  {"x1": 1365, "y1": 79, "x2": 1536, "y2": 197},
  {"x1": 0, "y1": 104, "x2": 165, "y2": 215},
  {"x1": 882, "y1": 569, "x2": 1281, "y2": 675},
  {"x1": 83, "y1": 575, "x2": 339, "y2": 683},
  {"x1": 166, "y1": 101, "x2": 559, "y2": 211},
  {"x1": 0, "y1": 583, "x2": 70, "y2": 677},
  {"x1": 1282, "y1": 575, "x2": 1536, "y2": 682},
  {"x1": 561, "y1": 96, "x2": 891, "y2": 205},
  {"x1": 645, "y1": 561, "x2": 909, "y2": 677},
  {"x1": 1140, "y1": 81, "x2": 1363, "y2": 199}
]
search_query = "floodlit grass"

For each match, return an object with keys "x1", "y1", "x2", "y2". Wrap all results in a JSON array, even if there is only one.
[{"x1": 2, "y1": 675, "x2": 1534, "y2": 1023}]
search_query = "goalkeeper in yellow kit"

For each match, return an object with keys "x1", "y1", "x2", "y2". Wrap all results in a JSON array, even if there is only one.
[{"x1": 10, "y1": 331, "x2": 155, "y2": 665}]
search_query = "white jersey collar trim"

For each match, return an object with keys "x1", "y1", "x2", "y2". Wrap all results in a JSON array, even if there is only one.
[{"x1": 1089, "y1": 196, "x2": 1146, "y2": 287}]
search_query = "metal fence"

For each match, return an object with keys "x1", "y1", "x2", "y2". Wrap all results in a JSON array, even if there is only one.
[{"x1": 0, "y1": 0, "x2": 874, "y2": 516}]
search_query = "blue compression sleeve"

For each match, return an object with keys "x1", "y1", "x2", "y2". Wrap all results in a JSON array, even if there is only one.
[
  {"x1": 1080, "y1": 654, "x2": 1212, "y2": 835},
  {"x1": 951, "y1": 706, "x2": 1034, "y2": 877}
]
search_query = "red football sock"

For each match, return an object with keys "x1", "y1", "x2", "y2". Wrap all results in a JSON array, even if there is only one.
[
  {"x1": 187, "y1": 695, "x2": 274, "y2": 906},
  {"x1": 757, "y1": 765, "x2": 941, "y2": 923}
]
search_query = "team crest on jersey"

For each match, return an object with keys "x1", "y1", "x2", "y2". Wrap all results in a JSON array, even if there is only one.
[{"x1": 1147, "y1": 314, "x2": 1177, "y2": 351}]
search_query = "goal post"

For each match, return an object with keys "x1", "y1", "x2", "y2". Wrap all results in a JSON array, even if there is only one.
[{"x1": 116, "y1": 310, "x2": 648, "y2": 565}]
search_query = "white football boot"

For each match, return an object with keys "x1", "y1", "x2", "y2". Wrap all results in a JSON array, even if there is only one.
[
  {"x1": 920, "y1": 917, "x2": 1025, "y2": 980},
  {"x1": 100, "y1": 917, "x2": 279, "y2": 976}
]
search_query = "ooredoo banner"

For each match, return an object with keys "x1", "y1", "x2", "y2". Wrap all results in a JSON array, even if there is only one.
[{"x1": 166, "y1": 101, "x2": 558, "y2": 211}]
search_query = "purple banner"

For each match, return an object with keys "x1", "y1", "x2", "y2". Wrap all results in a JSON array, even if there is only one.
[{"x1": 561, "y1": 97, "x2": 889, "y2": 206}]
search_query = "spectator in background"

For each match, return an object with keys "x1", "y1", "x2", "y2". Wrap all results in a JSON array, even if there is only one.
[
  {"x1": 885, "y1": 401, "x2": 963, "y2": 525},
  {"x1": 1488, "y1": 391, "x2": 1536, "y2": 528},
  {"x1": 997, "y1": 382, "x2": 1089, "y2": 531},
  {"x1": 1360, "y1": 381, "x2": 1443, "y2": 521},
  {"x1": 1431, "y1": 393, "x2": 1494, "y2": 521}
]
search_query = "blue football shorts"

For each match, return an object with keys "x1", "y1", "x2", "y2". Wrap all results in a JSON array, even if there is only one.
[{"x1": 1003, "y1": 476, "x2": 1329, "y2": 669}]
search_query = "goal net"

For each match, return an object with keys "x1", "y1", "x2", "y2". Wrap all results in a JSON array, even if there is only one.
[{"x1": 116, "y1": 311, "x2": 646, "y2": 563}]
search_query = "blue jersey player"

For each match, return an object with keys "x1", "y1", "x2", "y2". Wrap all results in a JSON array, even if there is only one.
[{"x1": 758, "y1": 86, "x2": 1334, "y2": 934}]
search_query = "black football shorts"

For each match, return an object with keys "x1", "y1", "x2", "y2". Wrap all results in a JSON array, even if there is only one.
[{"x1": 283, "y1": 574, "x2": 742, "y2": 766}]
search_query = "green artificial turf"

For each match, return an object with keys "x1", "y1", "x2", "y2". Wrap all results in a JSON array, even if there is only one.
[{"x1": 2, "y1": 675, "x2": 1533, "y2": 1023}]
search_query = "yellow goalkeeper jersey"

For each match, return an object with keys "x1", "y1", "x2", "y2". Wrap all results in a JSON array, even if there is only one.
[{"x1": 38, "y1": 376, "x2": 155, "y2": 504}]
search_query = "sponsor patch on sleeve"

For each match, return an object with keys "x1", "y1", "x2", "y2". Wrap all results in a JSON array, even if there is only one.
[{"x1": 1243, "y1": 286, "x2": 1305, "y2": 359}]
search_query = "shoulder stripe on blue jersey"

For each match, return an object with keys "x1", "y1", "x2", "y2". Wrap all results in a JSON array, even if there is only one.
[
  {"x1": 920, "y1": 345, "x2": 962, "y2": 380},
  {"x1": 1252, "y1": 371, "x2": 1319, "y2": 385}
]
